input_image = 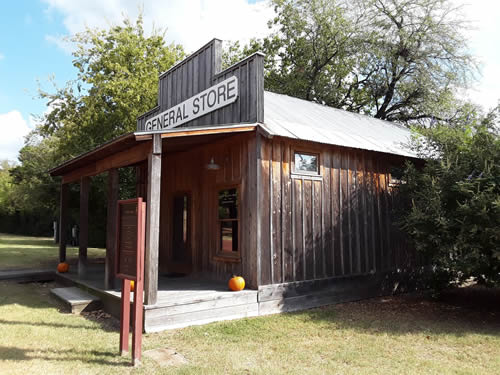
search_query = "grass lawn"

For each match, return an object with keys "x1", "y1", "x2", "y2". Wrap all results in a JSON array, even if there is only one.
[
  {"x1": 0, "y1": 279, "x2": 499, "y2": 375},
  {"x1": 0, "y1": 233, "x2": 499, "y2": 374},
  {"x1": 0, "y1": 233, "x2": 105, "y2": 270}
]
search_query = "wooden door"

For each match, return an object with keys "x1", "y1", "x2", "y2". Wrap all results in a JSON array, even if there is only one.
[{"x1": 170, "y1": 193, "x2": 192, "y2": 274}]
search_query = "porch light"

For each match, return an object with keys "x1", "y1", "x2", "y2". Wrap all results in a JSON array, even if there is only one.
[{"x1": 206, "y1": 157, "x2": 220, "y2": 170}]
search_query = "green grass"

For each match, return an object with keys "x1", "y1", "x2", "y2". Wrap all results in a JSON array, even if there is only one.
[
  {"x1": 0, "y1": 234, "x2": 499, "y2": 374},
  {"x1": 0, "y1": 233, "x2": 105, "y2": 270}
]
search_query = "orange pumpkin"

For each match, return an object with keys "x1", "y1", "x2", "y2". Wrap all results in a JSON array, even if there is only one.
[
  {"x1": 228, "y1": 275, "x2": 245, "y2": 291},
  {"x1": 130, "y1": 280, "x2": 135, "y2": 292},
  {"x1": 57, "y1": 262, "x2": 69, "y2": 273}
]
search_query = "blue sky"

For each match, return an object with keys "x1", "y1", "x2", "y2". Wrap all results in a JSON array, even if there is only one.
[{"x1": 0, "y1": 0, "x2": 498, "y2": 161}]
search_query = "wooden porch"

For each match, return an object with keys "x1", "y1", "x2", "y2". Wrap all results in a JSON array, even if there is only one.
[{"x1": 54, "y1": 263, "x2": 259, "y2": 332}]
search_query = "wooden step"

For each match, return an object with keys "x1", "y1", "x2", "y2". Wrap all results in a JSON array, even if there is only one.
[{"x1": 50, "y1": 287, "x2": 102, "y2": 314}]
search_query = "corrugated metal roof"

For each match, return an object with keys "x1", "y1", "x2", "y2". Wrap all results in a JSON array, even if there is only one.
[{"x1": 263, "y1": 91, "x2": 417, "y2": 158}]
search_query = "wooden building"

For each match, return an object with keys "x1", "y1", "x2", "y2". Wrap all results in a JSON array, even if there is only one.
[{"x1": 50, "y1": 39, "x2": 419, "y2": 331}]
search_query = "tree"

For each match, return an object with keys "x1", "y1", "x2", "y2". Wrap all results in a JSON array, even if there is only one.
[
  {"x1": 233, "y1": 0, "x2": 478, "y2": 125},
  {"x1": 398, "y1": 105, "x2": 500, "y2": 287},
  {"x1": 352, "y1": 0, "x2": 476, "y2": 123},
  {"x1": 3, "y1": 15, "x2": 184, "y2": 240},
  {"x1": 38, "y1": 15, "x2": 184, "y2": 158}
]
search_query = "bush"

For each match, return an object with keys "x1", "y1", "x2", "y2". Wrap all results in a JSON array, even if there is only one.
[{"x1": 399, "y1": 109, "x2": 500, "y2": 287}]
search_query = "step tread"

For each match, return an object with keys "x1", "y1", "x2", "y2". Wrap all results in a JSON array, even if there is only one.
[{"x1": 50, "y1": 286, "x2": 100, "y2": 306}]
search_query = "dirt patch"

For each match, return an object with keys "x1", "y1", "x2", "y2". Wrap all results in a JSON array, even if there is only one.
[{"x1": 144, "y1": 347, "x2": 188, "y2": 367}]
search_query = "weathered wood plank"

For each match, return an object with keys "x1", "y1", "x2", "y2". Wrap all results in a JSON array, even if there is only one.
[
  {"x1": 78, "y1": 176, "x2": 89, "y2": 278},
  {"x1": 332, "y1": 150, "x2": 342, "y2": 276},
  {"x1": 360, "y1": 152, "x2": 369, "y2": 274},
  {"x1": 313, "y1": 180, "x2": 322, "y2": 279},
  {"x1": 323, "y1": 149, "x2": 332, "y2": 278},
  {"x1": 293, "y1": 178, "x2": 304, "y2": 281},
  {"x1": 354, "y1": 152, "x2": 362, "y2": 274},
  {"x1": 282, "y1": 142, "x2": 293, "y2": 282},
  {"x1": 271, "y1": 140, "x2": 282, "y2": 284},
  {"x1": 145, "y1": 302, "x2": 259, "y2": 332},
  {"x1": 304, "y1": 179, "x2": 314, "y2": 280},
  {"x1": 244, "y1": 133, "x2": 258, "y2": 288},
  {"x1": 366, "y1": 156, "x2": 376, "y2": 273},
  {"x1": 341, "y1": 153, "x2": 349, "y2": 275},
  {"x1": 59, "y1": 183, "x2": 69, "y2": 262},
  {"x1": 105, "y1": 168, "x2": 119, "y2": 289},
  {"x1": 260, "y1": 138, "x2": 272, "y2": 285},
  {"x1": 375, "y1": 159, "x2": 383, "y2": 272},
  {"x1": 145, "y1": 134, "x2": 162, "y2": 305}
]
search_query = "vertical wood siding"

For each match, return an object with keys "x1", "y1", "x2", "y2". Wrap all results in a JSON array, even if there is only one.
[{"x1": 258, "y1": 137, "x2": 414, "y2": 285}]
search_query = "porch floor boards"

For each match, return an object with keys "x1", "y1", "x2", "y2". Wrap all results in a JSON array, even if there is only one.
[{"x1": 56, "y1": 263, "x2": 259, "y2": 331}]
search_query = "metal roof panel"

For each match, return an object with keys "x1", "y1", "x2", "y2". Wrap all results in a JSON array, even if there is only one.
[{"x1": 264, "y1": 91, "x2": 417, "y2": 158}]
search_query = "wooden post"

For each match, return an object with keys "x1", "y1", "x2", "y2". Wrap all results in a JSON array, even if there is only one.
[
  {"x1": 144, "y1": 134, "x2": 162, "y2": 305},
  {"x1": 105, "y1": 168, "x2": 119, "y2": 289},
  {"x1": 59, "y1": 183, "x2": 69, "y2": 263},
  {"x1": 79, "y1": 176, "x2": 90, "y2": 278},
  {"x1": 119, "y1": 279, "x2": 131, "y2": 355}
]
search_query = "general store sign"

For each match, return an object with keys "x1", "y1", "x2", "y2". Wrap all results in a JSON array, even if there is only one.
[{"x1": 141, "y1": 76, "x2": 238, "y2": 132}]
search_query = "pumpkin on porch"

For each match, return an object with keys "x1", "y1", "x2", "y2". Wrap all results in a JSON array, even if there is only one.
[
  {"x1": 228, "y1": 275, "x2": 245, "y2": 291},
  {"x1": 57, "y1": 262, "x2": 69, "y2": 273}
]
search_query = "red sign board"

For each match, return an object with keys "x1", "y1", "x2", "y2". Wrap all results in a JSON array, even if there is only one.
[
  {"x1": 116, "y1": 199, "x2": 145, "y2": 280},
  {"x1": 115, "y1": 198, "x2": 146, "y2": 366}
]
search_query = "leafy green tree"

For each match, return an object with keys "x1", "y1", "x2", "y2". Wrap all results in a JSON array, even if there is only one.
[
  {"x1": 0, "y1": 160, "x2": 16, "y2": 215},
  {"x1": 38, "y1": 15, "x2": 184, "y2": 158},
  {"x1": 230, "y1": 0, "x2": 478, "y2": 125},
  {"x1": 3, "y1": 15, "x2": 183, "y2": 240},
  {"x1": 399, "y1": 106, "x2": 500, "y2": 287}
]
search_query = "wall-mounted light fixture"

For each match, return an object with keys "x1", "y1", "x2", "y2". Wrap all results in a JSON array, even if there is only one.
[{"x1": 205, "y1": 157, "x2": 220, "y2": 170}]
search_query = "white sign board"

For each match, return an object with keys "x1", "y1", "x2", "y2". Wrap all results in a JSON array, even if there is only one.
[{"x1": 140, "y1": 76, "x2": 238, "y2": 132}]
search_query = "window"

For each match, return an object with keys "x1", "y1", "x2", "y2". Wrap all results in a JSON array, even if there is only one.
[
  {"x1": 293, "y1": 151, "x2": 319, "y2": 175},
  {"x1": 218, "y1": 188, "x2": 239, "y2": 255},
  {"x1": 389, "y1": 166, "x2": 406, "y2": 188}
]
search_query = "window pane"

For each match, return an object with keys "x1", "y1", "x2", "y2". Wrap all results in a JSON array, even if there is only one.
[
  {"x1": 218, "y1": 188, "x2": 238, "y2": 219},
  {"x1": 220, "y1": 220, "x2": 238, "y2": 252},
  {"x1": 294, "y1": 152, "x2": 318, "y2": 173}
]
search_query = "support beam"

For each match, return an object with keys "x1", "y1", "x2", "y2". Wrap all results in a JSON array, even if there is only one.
[
  {"x1": 144, "y1": 134, "x2": 162, "y2": 305},
  {"x1": 78, "y1": 176, "x2": 90, "y2": 278},
  {"x1": 59, "y1": 183, "x2": 69, "y2": 262},
  {"x1": 105, "y1": 168, "x2": 119, "y2": 290}
]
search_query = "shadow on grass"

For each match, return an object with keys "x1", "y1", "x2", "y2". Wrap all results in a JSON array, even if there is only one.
[
  {"x1": 292, "y1": 287, "x2": 500, "y2": 338},
  {"x1": 0, "y1": 317, "x2": 118, "y2": 333},
  {"x1": 0, "y1": 345, "x2": 128, "y2": 367}
]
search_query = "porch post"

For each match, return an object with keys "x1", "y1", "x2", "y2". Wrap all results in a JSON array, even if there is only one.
[
  {"x1": 59, "y1": 182, "x2": 69, "y2": 263},
  {"x1": 105, "y1": 168, "x2": 119, "y2": 289},
  {"x1": 78, "y1": 176, "x2": 90, "y2": 277},
  {"x1": 145, "y1": 134, "x2": 162, "y2": 305}
]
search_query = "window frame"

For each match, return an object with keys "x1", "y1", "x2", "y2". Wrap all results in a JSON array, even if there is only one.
[
  {"x1": 291, "y1": 149, "x2": 321, "y2": 178},
  {"x1": 214, "y1": 184, "x2": 241, "y2": 262}
]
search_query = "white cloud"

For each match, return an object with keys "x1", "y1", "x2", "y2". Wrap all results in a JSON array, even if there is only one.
[
  {"x1": 45, "y1": 34, "x2": 74, "y2": 55},
  {"x1": 0, "y1": 111, "x2": 32, "y2": 161},
  {"x1": 0, "y1": 53, "x2": 4, "y2": 60},
  {"x1": 41, "y1": 0, "x2": 274, "y2": 52}
]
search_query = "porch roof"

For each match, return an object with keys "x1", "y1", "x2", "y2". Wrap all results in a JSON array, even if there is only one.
[{"x1": 49, "y1": 124, "x2": 259, "y2": 178}]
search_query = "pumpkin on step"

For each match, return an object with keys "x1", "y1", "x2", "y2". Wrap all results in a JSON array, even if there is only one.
[
  {"x1": 228, "y1": 275, "x2": 245, "y2": 291},
  {"x1": 57, "y1": 262, "x2": 69, "y2": 273}
]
